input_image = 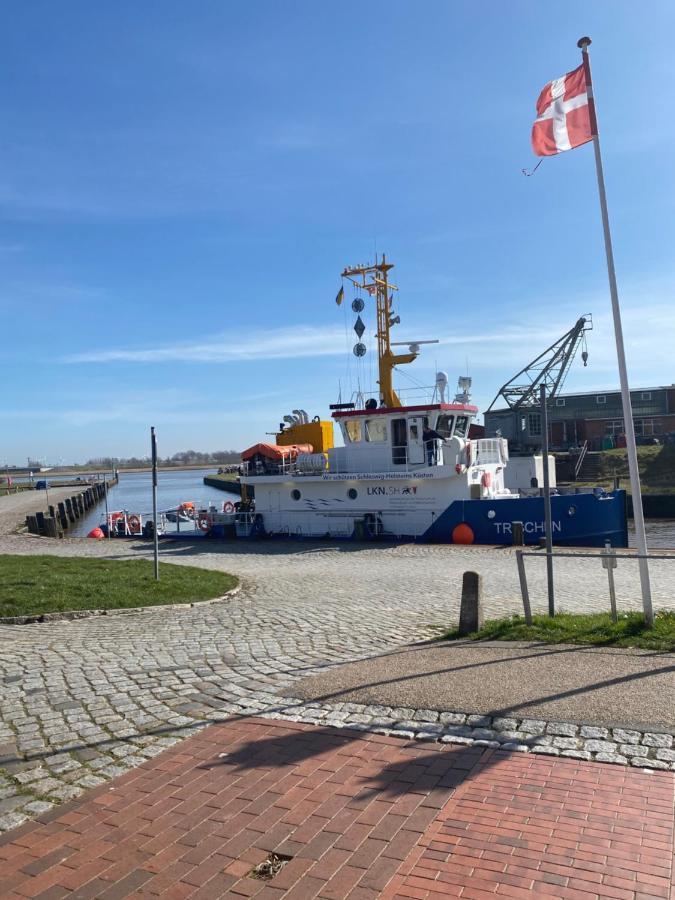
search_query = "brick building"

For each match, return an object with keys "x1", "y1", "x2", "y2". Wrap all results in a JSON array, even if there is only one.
[{"x1": 484, "y1": 385, "x2": 675, "y2": 451}]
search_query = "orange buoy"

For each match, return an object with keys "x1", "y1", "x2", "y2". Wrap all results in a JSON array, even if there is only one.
[
  {"x1": 452, "y1": 523, "x2": 475, "y2": 544},
  {"x1": 88, "y1": 527, "x2": 105, "y2": 540}
]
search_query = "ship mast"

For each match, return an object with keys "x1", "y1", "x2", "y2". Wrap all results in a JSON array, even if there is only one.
[{"x1": 341, "y1": 256, "x2": 417, "y2": 408}]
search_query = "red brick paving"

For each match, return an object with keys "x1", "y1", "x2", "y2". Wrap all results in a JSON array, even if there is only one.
[{"x1": 0, "y1": 718, "x2": 672, "y2": 899}]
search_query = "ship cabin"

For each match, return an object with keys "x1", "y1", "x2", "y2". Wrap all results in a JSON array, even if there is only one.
[{"x1": 329, "y1": 402, "x2": 480, "y2": 474}]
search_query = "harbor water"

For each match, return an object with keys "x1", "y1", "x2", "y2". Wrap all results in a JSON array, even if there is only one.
[{"x1": 70, "y1": 468, "x2": 233, "y2": 537}]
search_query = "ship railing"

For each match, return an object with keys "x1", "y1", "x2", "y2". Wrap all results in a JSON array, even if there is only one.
[{"x1": 573, "y1": 440, "x2": 589, "y2": 480}]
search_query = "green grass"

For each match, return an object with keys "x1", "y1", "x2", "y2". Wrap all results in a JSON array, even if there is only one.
[
  {"x1": 0, "y1": 484, "x2": 35, "y2": 496},
  {"x1": 598, "y1": 445, "x2": 675, "y2": 492},
  {"x1": 443, "y1": 610, "x2": 675, "y2": 651},
  {"x1": 0, "y1": 555, "x2": 238, "y2": 618}
]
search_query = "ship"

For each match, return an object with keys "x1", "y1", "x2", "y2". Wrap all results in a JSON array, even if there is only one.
[{"x1": 236, "y1": 257, "x2": 627, "y2": 547}]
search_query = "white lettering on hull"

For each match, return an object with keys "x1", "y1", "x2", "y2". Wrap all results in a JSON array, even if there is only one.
[{"x1": 494, "y1": 521, "x2": 561, "y2": 534}]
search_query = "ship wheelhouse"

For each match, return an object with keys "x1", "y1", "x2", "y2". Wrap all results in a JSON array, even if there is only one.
[{"x1": 331, "y1": 402, "x2": 478, "y2": 473}]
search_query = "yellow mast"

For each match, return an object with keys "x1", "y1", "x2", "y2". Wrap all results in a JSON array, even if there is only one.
[{"x1": 341, "y1": 256, "x2": 418, "y2": 408}]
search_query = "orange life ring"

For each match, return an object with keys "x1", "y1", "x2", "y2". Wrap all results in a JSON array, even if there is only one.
[
  {"x1": 481, "y1": 471, "x2": 492, "y2": 488},
  {"x1": 198, "y1": 514, "x2": 212, "y2": 532},
  {"x1": 222, "y1": 501, "x2": 235, "y2": 514},
  {"x1": 110, "y1": 511, "x2": 124, "y2": 523},
  {"x1": 127, "y1": 514, "x2": 141, "y2": 534}
]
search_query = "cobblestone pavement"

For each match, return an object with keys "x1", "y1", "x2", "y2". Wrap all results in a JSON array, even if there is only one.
[{"x1": 0, "y1": 536, "x2": 674, "y2": 833}]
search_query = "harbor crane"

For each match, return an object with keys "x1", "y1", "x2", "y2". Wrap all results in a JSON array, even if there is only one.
[{"x1": 486, "y1": 315, "x2": 592, "y2": 412}]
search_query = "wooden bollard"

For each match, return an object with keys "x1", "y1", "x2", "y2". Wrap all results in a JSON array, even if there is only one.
[
  {"x1": 44, "y1": 517, "x2": 59, "y2": 539},
  {"x1": 512, "y1": 521, "x2": 524, "y2": 546},
  {"x1": 26, "y1": 515, "x2": 39, "y2": 535},
  {"x1": 458, "y1": 571, "x2": 484, "y2": 636},
  {"x1": 77, "y1": 495, "x2": 84, "y2": 516},
  {"x1": 57, "y1": 502, "x2": 68, "y2": 529},
  {"x1": 71, "y1": 496, "x2": 80, "y2": 518},
  {"x1": 35, "y1": 511, "x2": 47, "y2": 536},
  {"x1": 65, "y1": 498, "x2": 75, "y2": 522}
]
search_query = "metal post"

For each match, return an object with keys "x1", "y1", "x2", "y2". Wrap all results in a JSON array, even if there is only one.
[
  {"x1": 540, "y1": 384, "x2": 555, "y2": 616},
  {"x1": 104, "y1": 476, "x2": 110, "y2": 540},
  {"x1": 578, "y1": 37, "x2": 653, "y2": 626},
  {"x1": 515, "y1": 550, "x2": 533, "y2": 625},
  {"x1": 151, "y1": 426, "x2": 159, "y2": 581},
  {"x1": 603, "y1": 540, "x2": 618, "y2": 623}
]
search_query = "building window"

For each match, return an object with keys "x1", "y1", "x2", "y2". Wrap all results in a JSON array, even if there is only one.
[
  {"x1": 605, "y1": 420, "x2": 624, "y2": 436},
  {"x1": 634, "y1": 419, "x2": 654, "y2": 436},
  {"x1": 641, "y1": 392, "x2": 652, "y2": 400},
  {"x1": 596, "y1": 395, "x2": 606, "y2": 405},
  {"x1": 345, "y1": 420, "x2": 362, "y2": 442},
  {"x1": 365, "y1": 418, "x2": 387, "y2": 442},
  {"x1": 555, "y1": 398, "x2": 566, "y2": 407},
  {"x1": 528, "y1": 413, "x2": 542, "y2": 436}
]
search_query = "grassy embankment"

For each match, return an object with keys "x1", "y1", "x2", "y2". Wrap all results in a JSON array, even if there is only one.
[
  {"x1": 0, "y1": 555, "x2": 237, "y2": 618},
  {"x1": 444, "y1": 611, "x2": 675, "y2": 651},
  {"x1": 570, "y1": 444, "x2": 675, "y2": 494},
  {"x1": 0, "y1": 483, "x2": 35, "y2": 497}
]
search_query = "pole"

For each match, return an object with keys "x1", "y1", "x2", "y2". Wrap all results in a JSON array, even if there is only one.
[
  {"x1": 578, "y1": 37, "x2": 653, "y2": 625},
  {"x1": 540, "y1": 384, "x2": 555, "y2": 616},
  {"x1": 104, "y1": 475, "x2": 110, "y2": 540},
  {"x1": 151, "y1": 426, "x2": 159, "y2": 581},
  {"x1": 603, "y1": 540, "x2": 618, "y2": 623}
]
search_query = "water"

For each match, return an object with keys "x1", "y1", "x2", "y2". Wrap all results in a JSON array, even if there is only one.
[
  {"x1": 629, "y1": 519, "x2": 675, "y2": 550},
  {"x1": 71, "y1": 468, "x2": 232, "y2": 536}
]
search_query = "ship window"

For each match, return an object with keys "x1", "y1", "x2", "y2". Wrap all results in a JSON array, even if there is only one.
[
  {"x1": 454, "y1": 415, "x2": 469, "y2": 437},
  {"x1": 348, "y1": 488, "x2": 358, "y2": 499},
  {"x1": 291, "y1": 489, "x2": 301, "y2": 501},
  {"x1": 365, "y1": 418, "x2": 387, "y2": 442},
  {"x1": 436, "y1": 414, "x2": 455, "y2": 439},
  {"x1": 345, "y1": 419, "x2": 362, "y2": 442}
]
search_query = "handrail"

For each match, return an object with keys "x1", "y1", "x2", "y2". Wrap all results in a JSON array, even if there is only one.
[{"x1": 573, "y1": 439, "x2": 589, "y2": 480}]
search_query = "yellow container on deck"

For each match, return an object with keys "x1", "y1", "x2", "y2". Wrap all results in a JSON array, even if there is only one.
[{"x1": 276, "y1": 420, "x2": 334, "y2": 453}]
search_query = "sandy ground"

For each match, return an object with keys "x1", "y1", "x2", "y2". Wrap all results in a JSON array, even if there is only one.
[
  {"x1": 0, "y1": 488, "x2": 86, "y2": 536},
  {"x1": 289, "y1": 639, "x2": 675, "y2": 732}
]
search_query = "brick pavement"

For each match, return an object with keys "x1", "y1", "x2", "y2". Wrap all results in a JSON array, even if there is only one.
[{"x1": 0, "y1": 717, "x2": 672, "y2": 899}]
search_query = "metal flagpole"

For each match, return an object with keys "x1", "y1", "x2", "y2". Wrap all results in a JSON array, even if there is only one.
[
  {"x1": 577, "y1": 36, "x2": 653, "y2": 626},
  {"x1": 151, "y1": 426, "x2": 159, "y2": 581},
  {"x1": 540, "y1": 384, "x2": 555, "y2": 616}
]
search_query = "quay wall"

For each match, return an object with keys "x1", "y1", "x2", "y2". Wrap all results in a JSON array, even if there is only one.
[
  {"x1": 24, "y1": 477, "x2": 118, "y2": 538},
  {"x1": 203, "y1": 476, "x2": 241, "y2": 496}
]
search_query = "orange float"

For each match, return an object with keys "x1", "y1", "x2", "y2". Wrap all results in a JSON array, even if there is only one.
[
  {"x1": 87, "y1": 527, "x2": 104, "y2": 539},
  {"x1": 452, "y1": 523, "x2": 475, "y2": 544}
]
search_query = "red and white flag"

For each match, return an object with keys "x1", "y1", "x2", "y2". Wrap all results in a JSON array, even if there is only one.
[{"x1": 531, "y1": 64, "x2": 593, "y2": 156}]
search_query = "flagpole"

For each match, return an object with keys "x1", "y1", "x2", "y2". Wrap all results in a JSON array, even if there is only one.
[{"x1": 577, "y1": 36, "x2": 653, "y2": 626}]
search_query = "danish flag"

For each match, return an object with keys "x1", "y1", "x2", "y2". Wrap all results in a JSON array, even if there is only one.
[{"x1": 531, "y1": 64, "x2": 594, "y2": 156}]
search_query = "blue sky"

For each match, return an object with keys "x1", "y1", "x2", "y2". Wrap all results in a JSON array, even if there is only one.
[{"x1": 1, "y1": 1, "x2": 674, "y2": 463}]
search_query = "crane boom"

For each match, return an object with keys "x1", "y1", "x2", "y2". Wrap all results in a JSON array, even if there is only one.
[{"x1": 486, "y1": 316, "x2": 592, "y2": 412}]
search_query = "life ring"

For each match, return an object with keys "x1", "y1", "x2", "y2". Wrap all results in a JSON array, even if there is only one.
[
  {"x1": 127, "y1": 514, "x2": 142, "y2": 534},
  {"x1": 455, "y1": 463, "x2": 463, "y2": 475},
  {"x1": 198, "y1": 514, "x2": 212, "y2": 532},
  {"x1": 110, "y1": 511, "x2": 124, "y2": 523},
  {"x1": 222, "y1": 501, "x2": 235, "y2": 514},
  {"x1": 481, "y1": 471, "x2": 492, "y2": 489}
]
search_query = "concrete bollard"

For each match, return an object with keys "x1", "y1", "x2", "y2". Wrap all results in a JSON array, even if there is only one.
[{"x1": 458, "y1": 571, "x2": 483, "y2": 636}]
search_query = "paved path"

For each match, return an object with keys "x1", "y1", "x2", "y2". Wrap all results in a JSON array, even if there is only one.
[
  {"x1": 0, "y1": 537, "x2": 674, "y2": 833},
  {"x1": 0, "y1": 489, "x2": 86, "y2": 536},
  {"x1": 0, "y1": 718, "x2": 672, "y2": 899},
  {"x1": 291, "y1": 641, "x2": 675, "y2": 732}
]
